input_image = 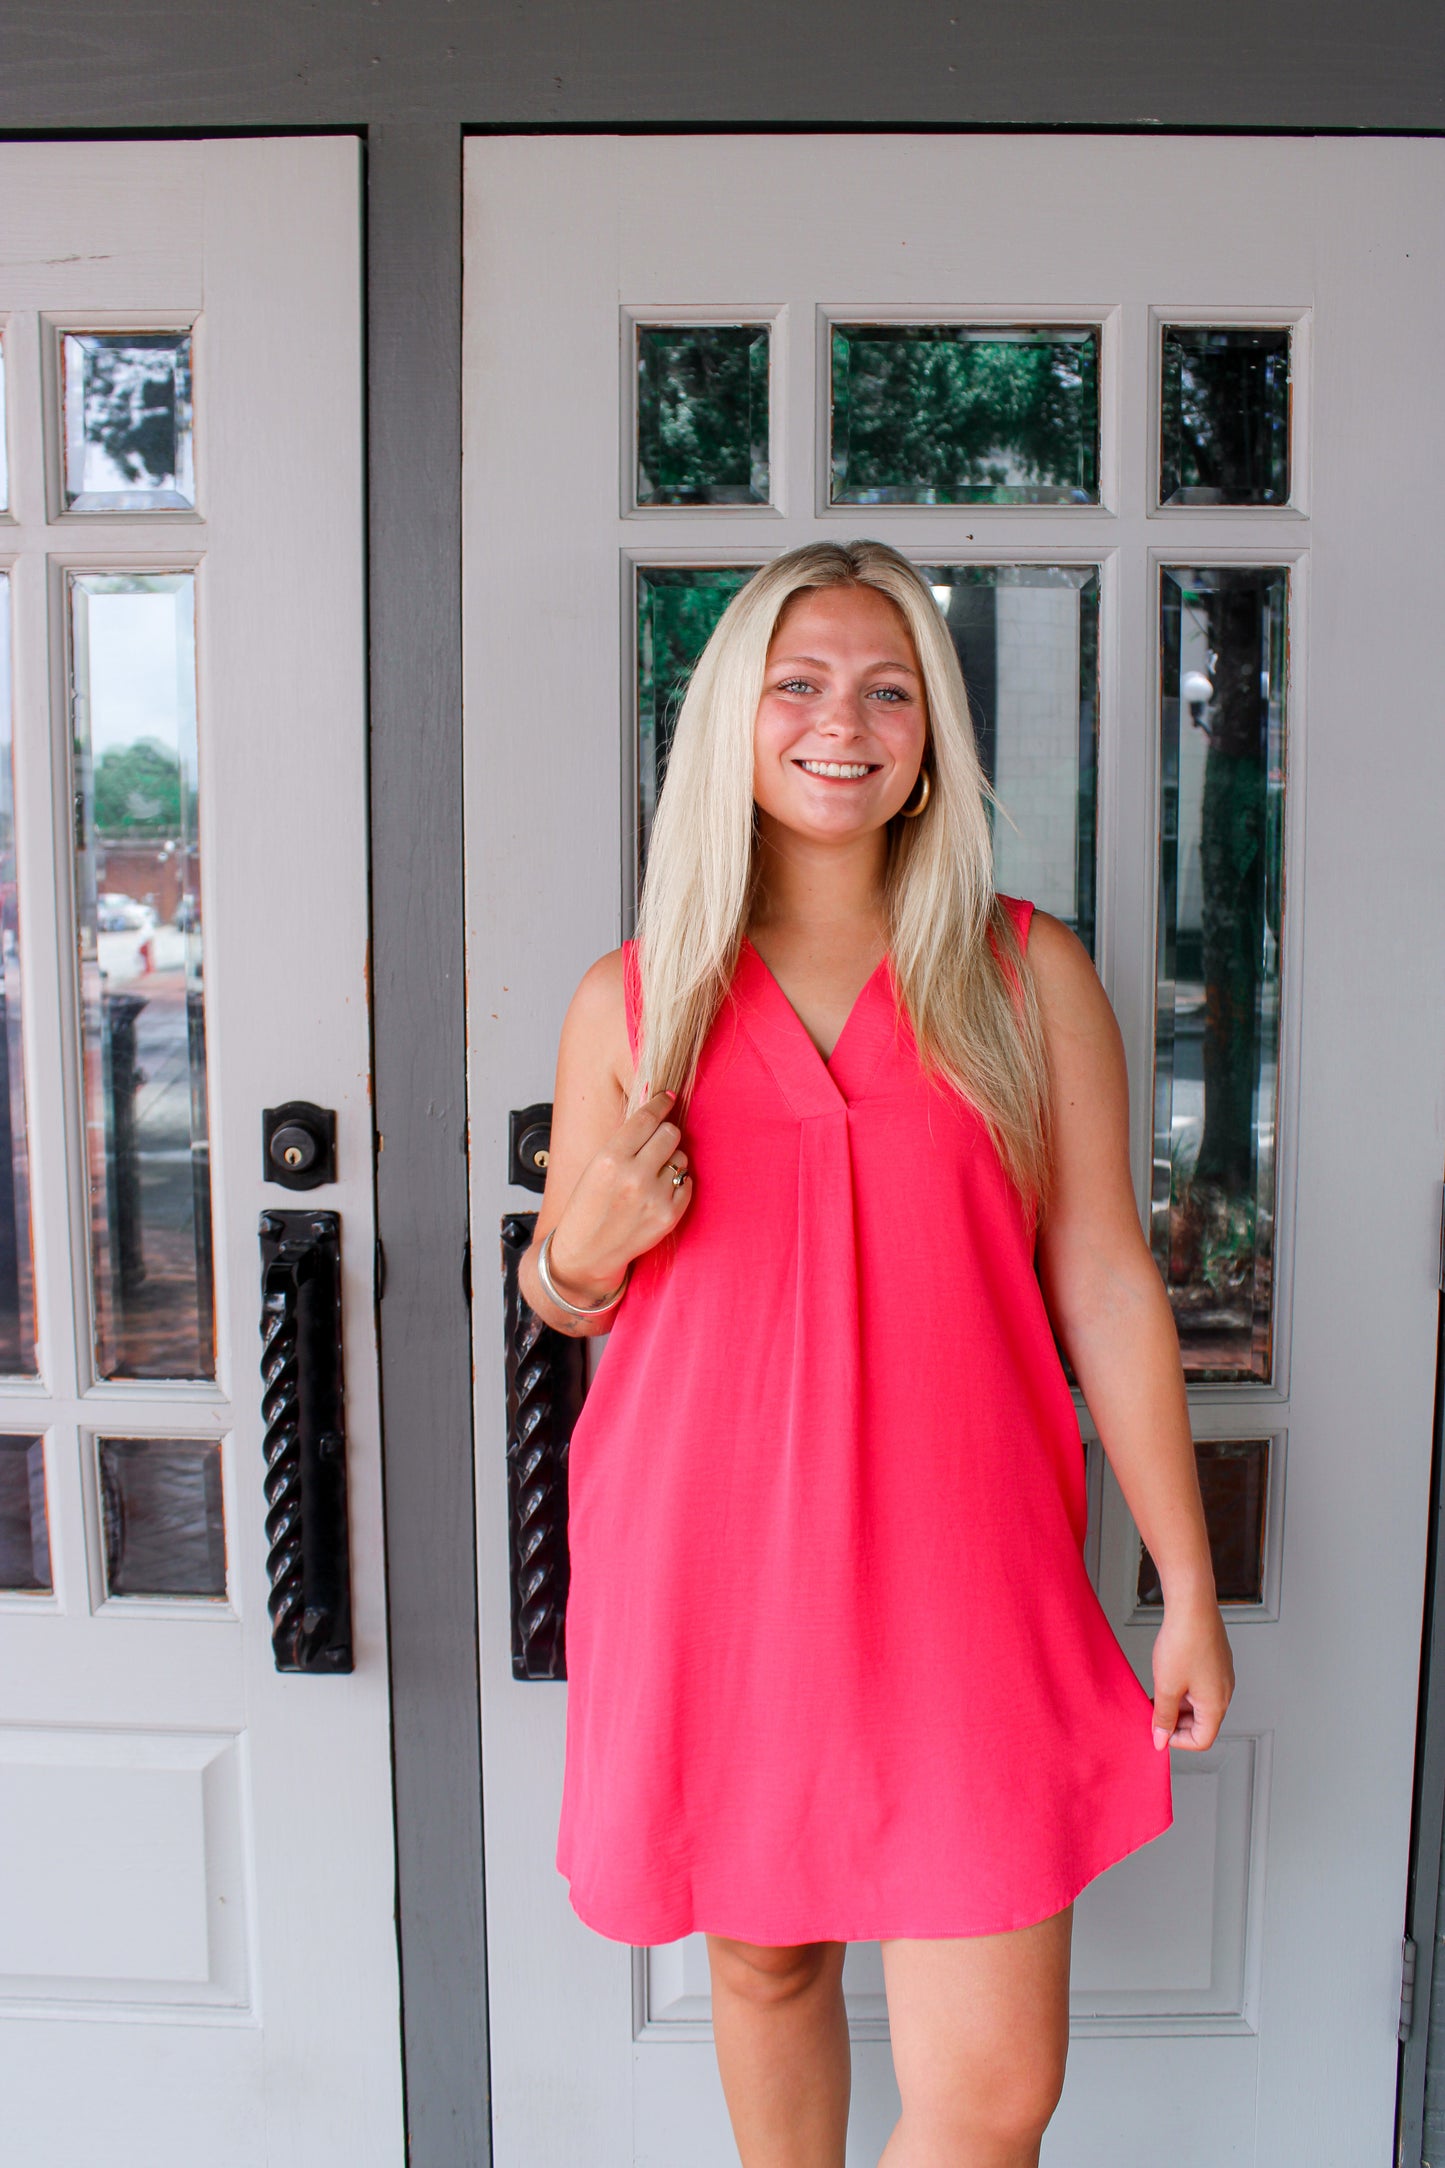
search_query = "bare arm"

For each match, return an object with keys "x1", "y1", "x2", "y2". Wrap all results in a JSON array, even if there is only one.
[
  {"x1": 517, "y1": 948, "x2": 693, "y2": 1336},
  {"x1": 1029, "y1": 910, "x2": 1235, "y2": 1751}
]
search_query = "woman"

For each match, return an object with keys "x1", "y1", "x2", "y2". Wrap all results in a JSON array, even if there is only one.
[{"x1": 520, "y1": 541, "x2": 1235, "y2": 2167}]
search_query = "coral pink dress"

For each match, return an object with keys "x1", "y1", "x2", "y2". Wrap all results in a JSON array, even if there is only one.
[{"x1": 555, "y1": 894, "x2": 1173, "y2": 1945}]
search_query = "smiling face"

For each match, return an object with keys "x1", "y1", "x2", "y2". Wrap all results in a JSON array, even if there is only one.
[{"x1": 752, "y1": 583, "x2": 929, "y2": 844}]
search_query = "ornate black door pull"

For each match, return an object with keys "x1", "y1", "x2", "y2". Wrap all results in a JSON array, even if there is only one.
[
  {"x1": 502, "y1": 1211, "x2": 586, "y2": 1679},
  {"x1": 258, "y1": 1209, "x2": 354, "y2": 1673}
]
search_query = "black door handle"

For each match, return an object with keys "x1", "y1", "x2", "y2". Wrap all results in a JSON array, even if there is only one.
[
  {"x1": 501, "y1": 1211, "x2": 585, "y2": 1679},
  {"x1": 258, "y1": 1210, "x2": 353, "y2": 1673}
]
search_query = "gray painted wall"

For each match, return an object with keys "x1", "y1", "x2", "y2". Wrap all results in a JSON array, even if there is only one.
[
  {"x1": 1, "y1": 6, "x2": 1443, "y2": 2164},
  {"x1": 0, "y1": 0, "x2": 1442, "y2": 127}
]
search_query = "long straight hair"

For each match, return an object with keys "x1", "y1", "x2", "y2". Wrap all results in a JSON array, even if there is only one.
[{"x1": 631, "y1": 541, "x2": 1055, "y2": 1220}]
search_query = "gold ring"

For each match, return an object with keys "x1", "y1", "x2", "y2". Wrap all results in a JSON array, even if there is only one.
[{"x1": 668, "y1": 1162, "x2": 686, "y2": 1188}]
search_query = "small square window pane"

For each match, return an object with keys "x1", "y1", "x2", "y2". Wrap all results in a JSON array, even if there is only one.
[
  {"x1": 1137, "y1": 1438, "x2": 1271, "y2": 1606},
  {"x1": 830, "y1": 325, "x2": 1100, "y2": 506},
  {"x1": 0, "y1": 1435, "x2": 49, "y2": 1592},
  {"x1": 98, "y1": 1435, "x2": 226, "y2": 1599},
  {"x1": 1160, "y1": 326, "x2": 1290, "y2": 507},
  {"x1": 636, "y1": 325, "x2": 770, "y2": 507},
  {"x1": 62, "y1": 331, "x2": 195, "y2": 511}
]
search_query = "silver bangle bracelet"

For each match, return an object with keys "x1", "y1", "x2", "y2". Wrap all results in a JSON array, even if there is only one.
[{"x1": 537, "y1": 1226, "x2": 630, "y2": 1320}]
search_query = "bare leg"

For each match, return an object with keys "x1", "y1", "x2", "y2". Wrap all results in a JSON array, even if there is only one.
[
  {"x1": 705, "y1": 1934, "x2": 851, "y2": 2167},
  {"x1": 877, "y1": 1903, "x2": 1073, "y2": 2168}
]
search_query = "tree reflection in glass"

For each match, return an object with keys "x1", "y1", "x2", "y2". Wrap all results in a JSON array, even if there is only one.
[
  {"x1": 62, "y1": 331, "x2": 195, "y2": 512},
  {"x1": 1155, "y1": 567, "x2": 1287, "y2": 1381},
  {"x1": 830, "y1": 325, "x2": 1099, "y2": 506},
  {"x1": 68, "y1": 573, "x2": 213, "y2": 1381}
]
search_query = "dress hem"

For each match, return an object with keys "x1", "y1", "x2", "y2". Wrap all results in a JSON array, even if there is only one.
[{"x1": 558, "y1": 1789, "x2": 1175, "y2": 1948}]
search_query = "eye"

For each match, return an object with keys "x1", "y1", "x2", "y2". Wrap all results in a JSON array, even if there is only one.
[
  {"x1": 869, "y1": 684, "x2": 912, "y2": 703},
  {"x1": 774, "y1": 677, "x2": 815, "y2": 694}
]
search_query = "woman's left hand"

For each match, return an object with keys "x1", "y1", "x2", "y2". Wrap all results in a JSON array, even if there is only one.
[{"x1": 1149, "y1": 1589, "x2": 1236, "y2": 1752}]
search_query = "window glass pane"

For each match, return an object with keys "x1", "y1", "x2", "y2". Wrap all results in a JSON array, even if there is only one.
[
  {"x1": 921, "y1": 565, "x2": 1099, "y2": 955},
  {"x1": 1160, "y1": 326, "x2": 1290, "y2": 507},
  {"x1": 830, "y1": 325, "x2": 1100, "y2": 506},
  {"x1": 636, "y1": 325, "x2": 770, "y2": 506},
  {"x1": 97, "y1": 1435, "x2": 225, "y2": 1599},
  {"x1": 0, "y1": 1435, "x2": 49, "y2": 1593},
  {"x1": 1154, "y1": 567, "x2": 1286, "y2": 1382},
  {"x1": 62, "y1": 331, "x2": 195, "y2": 512},
  {"x1": 635, "y1": 565, "x2": 760, "y2": 886},
  {"x1": 1137, "y1": 1437, "x2": 1270, "y2": 1606},
  {"x1": 0, "y1": 334, "x2": 8, "y2": 512},
  {"x1": 69, "y1": 573, "x2": 213, "y2": 1380},
  {"x1": 0, "y1": 579, "x2": 35, "y2": 1375}
]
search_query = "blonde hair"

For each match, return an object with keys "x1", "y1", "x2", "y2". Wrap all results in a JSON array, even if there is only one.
[{"x1": 631, "y1": 540, "x2": 1054, "y2": 1220}]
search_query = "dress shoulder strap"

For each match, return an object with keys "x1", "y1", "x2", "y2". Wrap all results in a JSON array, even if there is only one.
[
  {"x1": 621, "y1": 938, "x2": 642, "y2": 1065},
  {"x1": 996, "y1": 891, "x2": 1035, "y2": 950}
]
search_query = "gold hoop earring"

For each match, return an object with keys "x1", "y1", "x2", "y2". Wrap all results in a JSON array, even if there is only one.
[{"x1": 899, "y1": 766, "x2": 932, "y2": 819}]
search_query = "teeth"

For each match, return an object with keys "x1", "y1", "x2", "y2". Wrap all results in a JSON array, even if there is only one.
[{"x1": 798, "y1": 759, "x2": 873, "y2": 779}]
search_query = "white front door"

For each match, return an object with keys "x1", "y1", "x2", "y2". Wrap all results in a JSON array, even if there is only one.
[
  {"x1": 0, "y1": 140, "x2": 402, "y2": 2165},
  {"x1": 463, "y1": 134, "x2": 1445, "y2": 2163}
]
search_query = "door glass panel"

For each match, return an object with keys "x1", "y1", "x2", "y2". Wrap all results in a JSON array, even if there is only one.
[
  {"x1": 921, "y1": 565, "x2": 1099, "y2": 954},
  {"x1": 635, "y1": 564, "x2": 760, "y2": 885},
  {"x1": 96, "y1": 1434, "x2": 226, "y2": 1599},
  {"x1": 1160, "y1": 326, "x2": 1291, "y2": 507},
  {"x1": 0, "y1": 577, "x2": 35, "y2": 1375},
  {"x1": 1154, "y1": 566, "x2": 1287, "y2": 1382},
  {"x1": 0, "y1": 1435, "x2": 49, "y2": 1592},
  {"x1": 829, "y1": 324, "x2": 1100, "y2": 506},
  {"x1": 61, "y1": 330, "x2": 195, "y2": 512},
  {"x1": 635, "y1": 324, "x2": 770, "y2": 507},
  {"x1": 1137, "y1": 1437, "x2": 1270, "y2": 1606},
  {"x1": 68, "y1": 572, "x2": 214, "y2": 1381}
]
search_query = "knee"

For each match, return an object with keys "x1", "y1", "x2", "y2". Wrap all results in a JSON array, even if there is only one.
[
  {"x1": 904, "y1": 2044, "x2": 1067, "y2": 2156},
  {"x1": 705, "y1": 1934, "x2": 841, "y2": 2009}
]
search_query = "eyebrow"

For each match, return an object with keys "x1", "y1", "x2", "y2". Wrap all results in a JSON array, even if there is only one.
[{"x1": 770, "y1": 653, "x2": 921, "y2": 677}]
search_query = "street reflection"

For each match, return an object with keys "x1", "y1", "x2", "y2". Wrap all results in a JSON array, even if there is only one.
[{"x1": 69, "y1": 573, "x2": 213, "y2": 1381}]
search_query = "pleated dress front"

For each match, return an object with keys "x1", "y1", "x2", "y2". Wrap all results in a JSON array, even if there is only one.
[{"x1": 554, "y1": 894, "x2": 1173, "y2": 1946}]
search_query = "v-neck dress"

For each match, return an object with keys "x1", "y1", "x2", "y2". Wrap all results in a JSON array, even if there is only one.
[{"x1": 554, "y1": 893, "x2": 1173, "y2": 1945}]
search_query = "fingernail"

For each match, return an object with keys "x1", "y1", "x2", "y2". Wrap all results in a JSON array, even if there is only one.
[{"x1": 1153, "y1": 1726, "x2": 1169, "y2": 1751}]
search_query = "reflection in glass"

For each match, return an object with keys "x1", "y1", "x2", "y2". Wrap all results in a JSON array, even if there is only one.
[
  {"x1": 0, "y1": 1436, "x2": 49, "y2": 1592},
  {"x1": 1155, "y1": 567, "x2": 1286, "y2": 1381},
  {"x1": 830, "y1": 325, "x2": 1100, "y2": 506},
  {"x1": 1160, "y1": 326, "x2": 1290, "y2": 507},
  {"x1": 62, "y1": 331, "x2": 195, "y2": 512},
  {"x1": 97, "y1": 1435, "x2": 225, "y2": 1599},
  {"x1": 69, "y1": 574, "x2": 213, "y2": 1380},
  {"x1": 920, "y1": 566, "x2": 1099, "y2": 956},
  {"x1": 0, "y1": 580, "x2": 35, "y2": 1373},
  {"x1": 636, "y1": 325, "x2": 770, "y2": 506},
  {"x1": 1137, "y1": 1437, "x2": 1270, "y2": 1606},
  {"x1": 635, "y1": 565, "x2": 759, "y2": 884}
]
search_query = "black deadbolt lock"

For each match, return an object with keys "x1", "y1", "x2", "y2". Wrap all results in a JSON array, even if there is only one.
[
  {"x1": 508, "y1": 1103, "x2": 553, "y2": 1193},
  {"x1": 263, "y1": 1101, "x2": 337, "y2": 1190}
]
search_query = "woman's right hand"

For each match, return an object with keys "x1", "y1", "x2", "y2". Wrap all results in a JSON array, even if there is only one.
[{"x1": 544, "y1": 1089, "x2": 693, "y2": 1304}]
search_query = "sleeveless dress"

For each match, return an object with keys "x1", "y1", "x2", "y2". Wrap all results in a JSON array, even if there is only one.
[{"x1": 554, "y1": 894, "x2": 1173, "y2": 1945}]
